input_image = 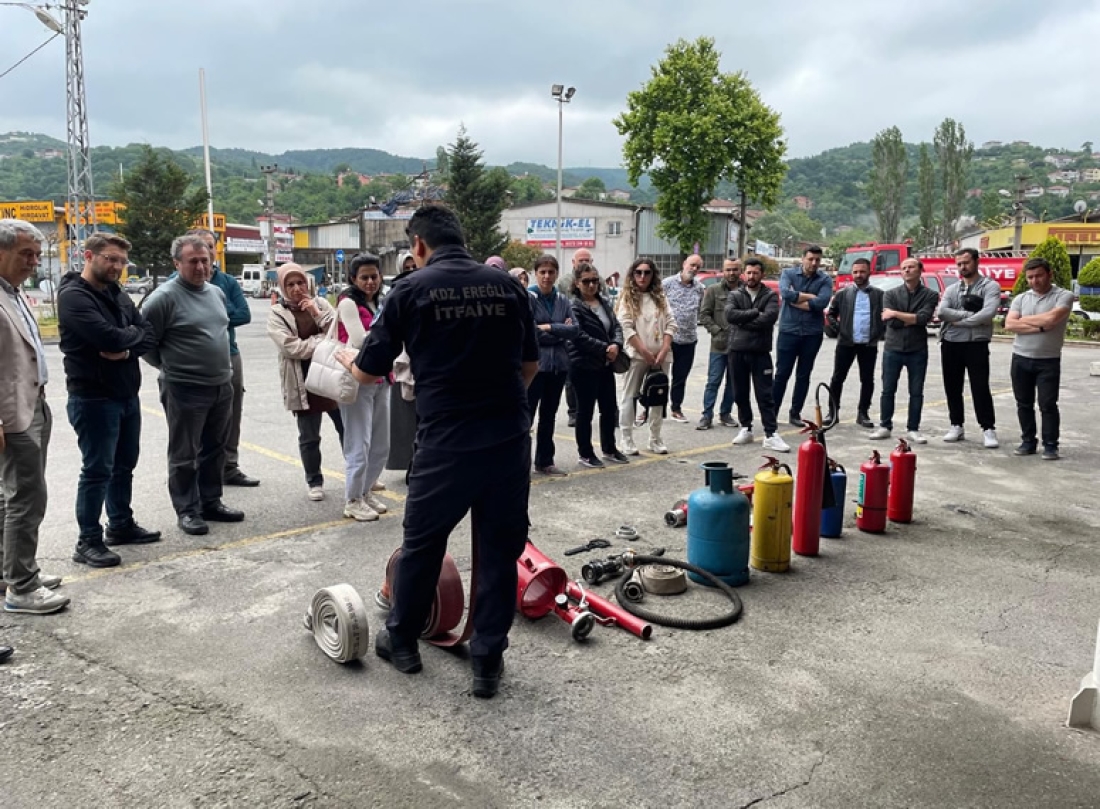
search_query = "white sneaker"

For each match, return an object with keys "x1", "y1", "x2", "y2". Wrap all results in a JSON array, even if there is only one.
[
  {"x1": 731, "y1": 427, "x2": 754, "y2": 446},
  {"x1": 648, "y1": 438, "x2": 669, "y2": 455},
  {"x1": 38, "y1": 573, "x2": 63, "y2": 589},
  {"x1": 308, "y1": 486, "x2": 325, "y2": 501},
  {"x1": 943, "y1": 425, "x2": 964, "y2": 443},
  {"x1": 983, "y1": 429, "x2": 999, "y2": 449},
  {"x1": 621, "y1": 434, "x2": 639, "y2": 456},
  {"x1": 364, "y1": 493, "x2": 388, "y2": 514},
  {"x1": 343, "y1": 498, "x2": 379, "y2": 522},
  {"x1": 906, "y1": 431, "x2": 928, "y2": 445},
  {"x1": 5, "y1": 585, "x2": 70, "y2": 615},
  {"x1": 370, "y1": 481, "x2": 386, "y2": 492},
  {"x1": 762, "y1": 434, "x2": 790, "y2": 453},
  {"x1": 869, "y1": 426, "x2": 891, "y2": 440}
]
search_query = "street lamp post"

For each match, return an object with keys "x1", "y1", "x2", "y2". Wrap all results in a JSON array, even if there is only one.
[{"x1": 550, "y1": 84, "x2": 575, "y2": 267}]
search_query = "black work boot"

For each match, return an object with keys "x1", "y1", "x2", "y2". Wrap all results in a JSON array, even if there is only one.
[
  {"x1": 856, "y1": 411, "x2": 875, "y2": 429},
  {"x1": 471, "y1": 654, "x2": 504, "y2": 699},
  {"x1": 374, "y1": 630, "x2": 422, "y2": 674},
  {"x1": 72, "y1": 540, "x2": 121, "y2": 568}
]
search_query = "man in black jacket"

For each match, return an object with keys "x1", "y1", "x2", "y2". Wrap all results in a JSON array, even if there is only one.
[
  {"x1": 869, "y1": 258, "x2": 939, "y2": 444},
  {"x1": 58, "y1": 233, "x2": 160, "y2": 567},
  {"x1": 724, "y1": 258, "x2": 787, "y2": 452},
  {"x1": 825, "y1": 258, "x2": 884, "y2": 427}
]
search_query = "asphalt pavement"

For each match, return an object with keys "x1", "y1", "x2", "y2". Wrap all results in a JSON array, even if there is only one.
[{"x1": 2, "y1": 297, "x2": 1100, "y2": 808}]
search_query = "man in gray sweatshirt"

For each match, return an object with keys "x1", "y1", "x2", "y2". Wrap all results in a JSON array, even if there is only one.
[{"x1": 143, "y1": 234, "x2": 245, "y2": 535}]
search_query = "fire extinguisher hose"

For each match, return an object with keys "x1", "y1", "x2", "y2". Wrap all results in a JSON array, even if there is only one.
[
  {"x1": 306, "y1": 584, "x2": 371, "y2": 663},
  {"x1": 613, "y1": 555, "x2": 743, "y2": 630}
]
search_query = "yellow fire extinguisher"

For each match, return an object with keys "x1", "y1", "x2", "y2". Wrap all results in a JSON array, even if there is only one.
[{"x1": 751, "y1": 456, "x2": 793, "y2": 573}]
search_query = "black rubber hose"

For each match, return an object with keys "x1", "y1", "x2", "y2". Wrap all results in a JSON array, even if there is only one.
[{"x1": 613, "y1": 554, "x2": 743, "y2": 629}]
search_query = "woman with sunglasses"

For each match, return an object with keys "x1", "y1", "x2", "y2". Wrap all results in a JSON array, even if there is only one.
[
  {"x1": 566, "y1": 262, "x2": 629, "y2": 468},
  {"x1": 336, "y1": 253, "x2": 392, "y2": 521},
  {"x1": 616, "y1": 257, "x2": 675, "y2": 455}
]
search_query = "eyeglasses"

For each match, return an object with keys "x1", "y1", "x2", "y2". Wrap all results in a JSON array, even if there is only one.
[
  {"x1": 633, "y1": 269, "x2": 653, "y2": 277},
  {"x1": 579, "y1": 278, "x2": 600, "y2": 286},
  {"x1": 97, "y1": 253, "x2": 128, "y2": 265}
]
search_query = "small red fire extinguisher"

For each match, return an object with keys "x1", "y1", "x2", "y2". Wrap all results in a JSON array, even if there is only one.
[
  {"x1": 856, "y1": 450, "x2": 889, "y2": 534},
  {"x1": 888, "y1": 438, "x2": 916, "y2": 524},
  {"x1": 792, "y1": 429, "x2": 826, "y2": 556}
]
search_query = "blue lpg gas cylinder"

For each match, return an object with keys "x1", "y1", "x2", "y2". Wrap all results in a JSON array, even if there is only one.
[{"x1": 686, "y1": 461, "x2": 751, "y2": 586}]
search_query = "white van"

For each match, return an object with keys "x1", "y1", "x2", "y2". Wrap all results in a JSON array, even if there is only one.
[{"x1": 239, "y1": 265, "x2": 265, "y2": 298}]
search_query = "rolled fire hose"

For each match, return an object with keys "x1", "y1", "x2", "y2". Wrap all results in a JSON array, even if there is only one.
[
  {"x1": 305, "y1": 584, "x2": 371, "y2": 663},
  {"x1": 614, "y1": 554, "x2": 743, "y2": 630},
  {"x1": 638, "y1": 564, "x2": 688, "y2": 595}
]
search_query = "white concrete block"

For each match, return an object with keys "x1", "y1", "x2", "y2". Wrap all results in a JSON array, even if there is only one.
[
  {"x1": 1068, "y1": 620, "x2": 1100, "y2": 730},
  {"x1": 1090, "y1": 362, "x2": 1100, "y2": 377}
]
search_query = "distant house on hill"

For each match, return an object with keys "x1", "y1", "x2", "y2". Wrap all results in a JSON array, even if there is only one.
[
  {"x1": 1082, "y1": 168, "x2": 1100, "y2": 183},
  {"x1": 966, "y1": 188, "x2": 983, "y2": 198},
  {"x1": 1044, "y1": 154, "x2": 1075, "y2": 169},
  {"x1": 980, "y1": 140, "x2": 1003, "y2": 149},
  {"x1": 1048, "y1": 185, "x2": 1071, "y2": 198},
  {"x1": 607, "y1": 189, "x2": 631, "y2": 201},
  {"x1": 792, "y1": 195, "x2": 813, "y2": 210},
  {"x1": 336, "y1": 172, "x2": 372, "y2": 187}
]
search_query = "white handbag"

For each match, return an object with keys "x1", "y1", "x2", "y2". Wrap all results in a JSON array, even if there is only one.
[{"x1": 304, "y1": 319, "x2": 359, "y2": 404}]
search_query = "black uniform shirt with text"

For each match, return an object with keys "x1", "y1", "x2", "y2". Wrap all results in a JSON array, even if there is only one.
[{"x1": 355, "y1": 245, "x2": 539, "y2": 451}]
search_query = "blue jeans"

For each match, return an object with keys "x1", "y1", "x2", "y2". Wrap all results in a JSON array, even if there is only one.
[
  {"x1": 701, "y1": 352, "x2": 734, "y2": 420},
  {"x1": 66, "y1": 395, "x2": 141, "y2": 541},
  {"x1": 878, "y1": 349, "x2": 928, "y2": 432},
  {"x1": 772, "y1": 331, "x2": 824, "y2": 417}
]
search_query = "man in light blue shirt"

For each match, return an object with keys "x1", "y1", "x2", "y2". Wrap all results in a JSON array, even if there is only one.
[{"x1": 825, "y1": 258, "x2": 884, "y2": 426}]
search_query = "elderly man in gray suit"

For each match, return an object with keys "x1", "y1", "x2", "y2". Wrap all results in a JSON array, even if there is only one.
[{"x1": 0, "y1": 219, "x2": 70, "y2": 617}]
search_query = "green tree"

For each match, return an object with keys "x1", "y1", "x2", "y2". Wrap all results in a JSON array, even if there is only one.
[
  {"x1": 917, "y1": 143, "x2": 936, "y2": 246},
  {"x1": 979, "y1": 191, "x2": 1005, "y2": 226},
  {"x1": 509, "y1": 174, "x2": 552, "y2": 204},
  {"x1": 1013, "y1": 235, "x2": 1072, "y2": 296},
  {"x1": 112, "y1": 145, "x2": 208, "y2": 283},
  {"x1": 868, "y1": 126, "x2": 907, "y2": 242},
  {"x1": 444, "y1": 126, "x2": 509, "y2": 260},
  {"x1": 614, "y1": 36, "x2": 787, "y2": 255},
  {"x1": 1078, "y1": 256, "x2": 1100, "y2": 312},
  {"x1": 500, "y1": 239, "x2": 542, "y2": 271},
  {"x1": 934, "y1": 118, "x2": 973, "y2": 240},
  {"x1": 573, "y1": 176, "x2": 607, "y2": 200}
]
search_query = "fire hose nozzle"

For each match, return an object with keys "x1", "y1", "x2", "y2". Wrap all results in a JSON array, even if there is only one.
[
  {"x1": 664, "y1": 499, "x2": 688, "y2": 527},
  {"x1": 621, "y1": 571, "x2": 646, "y2": 603},
  {"x1": 571, "y1": 611, "x2": 596, "y2": 642}
]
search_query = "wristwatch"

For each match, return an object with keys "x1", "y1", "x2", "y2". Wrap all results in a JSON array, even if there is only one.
[{"x1": 1039, "y1": 326, "x2": 1045, "y2": 332}]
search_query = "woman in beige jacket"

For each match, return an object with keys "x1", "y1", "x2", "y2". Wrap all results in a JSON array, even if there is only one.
[
  {"x1": 266, "y1": 265, "x2": 345, "y2": 501},
  {"x1": 616, "y1": 257, "x2": 675, "y2": 455}
]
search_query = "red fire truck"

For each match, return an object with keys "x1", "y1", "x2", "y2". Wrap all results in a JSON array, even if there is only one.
[{"x1": 836, "y1": 242, "x2": 1026, "y2": 293}]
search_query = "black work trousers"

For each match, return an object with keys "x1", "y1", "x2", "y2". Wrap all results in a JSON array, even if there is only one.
[
  {"x1": 941, "y1": 341, "x2": 996, "y2": 430},
  {"x1": 526, "y1": 370, "x2": 567, "y2": 468},
  {"x1": 569, "y1": 366, "x2": 619, "y2": 458},
  {"x1": 829, "y1": 342, "x2": 878, "y2": 415},
  {"x1": 1010, "y1": 354, "x2": 1061, "y2": 449},
  {"x1": 729, "y1": 351, "x2": 778, "y2": 437},
  {"x1": 388, "y1": 434, "x2": 531, "y2": 659},
  {"x1": 160, "y1": 380, "x2": 233, "y2": 518}
]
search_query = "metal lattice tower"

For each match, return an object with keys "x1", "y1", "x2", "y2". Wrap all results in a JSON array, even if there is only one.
[{"x1": 63, "y1": 0, "x2": 94, "y2": 271}]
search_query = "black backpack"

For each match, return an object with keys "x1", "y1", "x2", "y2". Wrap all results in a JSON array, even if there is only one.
[{"x1": 637, "y1": 368, "x2": 669, "y2": 415}]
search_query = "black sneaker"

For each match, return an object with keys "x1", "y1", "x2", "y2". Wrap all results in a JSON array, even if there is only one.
[
  {"x1": 104, "y1": 522, "x2": 162, "y2": 546},
  {"x1": 1042, "y1": 446, "x2": 1059, "y2": 461},
  {"x1": 578, "y1": 456, "x2": 604, "y2": 468},
  {"x1": 696, "y1": 416, "x2": 713, "y2": 430},
  {"x1": 471, "y1": 654, "x2": 504, "y2": 699},
  {"x1": 374, "y1": 630, "x2": 422, "y2": 674},
  {"x1": 72, "y1": 541, "x2": 121, "y2": 568},
  {"x1": 1013, "y1": 442, "x2": 1037, "y2": 456},
  {"x1": 602, "y1": 450, "x2": 630, "y2": 465},
  {"x1": 789, "y1": 413, "x2": 804, "y2": 427},
  {"x1": 567, "y1": 415, "x2": 576, "y2": 428},
  {"x1": 718, "y1": 414, "x2": 738, "y2": 428},
  {"x1": 856, "y1": 411, "x2": 875, "y2": 429}
]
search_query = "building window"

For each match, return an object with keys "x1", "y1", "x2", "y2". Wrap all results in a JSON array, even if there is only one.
[{"x1": 607, "y1": 220, "x2": 622, "y2": 237}]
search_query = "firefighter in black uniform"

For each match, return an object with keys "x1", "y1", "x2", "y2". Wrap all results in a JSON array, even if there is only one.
[{"x1": 340, "y1": 203, "x2": 539, "y2": 698}]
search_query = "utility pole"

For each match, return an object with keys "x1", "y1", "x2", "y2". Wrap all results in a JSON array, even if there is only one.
[
  {"x1": 63, "y1": 0, "x2": 95, "y2": 272},
  {"x1": 260, "y1": 163, "x2": 278, "y2": 271},
  {"x1": 1012, "y1": 174, "x2": 1028, "y2": 253},
  {"x1": 737, "y1": 190, "x2": 748, "y2": 258}
]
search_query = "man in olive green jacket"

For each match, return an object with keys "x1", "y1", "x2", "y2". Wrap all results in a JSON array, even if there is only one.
[{"x1": 695, "y1": 258, "x2": 742, "y2": 430}]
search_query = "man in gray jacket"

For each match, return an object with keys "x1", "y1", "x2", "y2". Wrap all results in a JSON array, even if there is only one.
[
  {"x1": 825, "y1": 257, "x2": 884, "y2": 427},
  {"x1": 936, "y1": 248, "x2": 1002, "y2": 447},
  {"x1": 869, "y1": 258, "x2": 939, "y2": 444},
  {"x1": 143, "y1": 234, "x2": 244, "y2": 535},
  {"x1": 696, "y1": 258, "x2": 741, "y2": 430}
]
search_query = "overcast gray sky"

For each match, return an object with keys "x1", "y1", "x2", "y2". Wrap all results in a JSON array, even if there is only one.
[{"x1": 1, "y1": 0, "x2": 1096, "y2": 167}]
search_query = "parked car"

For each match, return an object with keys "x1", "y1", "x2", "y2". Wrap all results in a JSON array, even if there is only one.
[
  {"x1": 696, "y1": 271, "x2": 779, "y2": 295},
  {"x1": 123, "y1": 277, "x2": 152, "y2": 294}
]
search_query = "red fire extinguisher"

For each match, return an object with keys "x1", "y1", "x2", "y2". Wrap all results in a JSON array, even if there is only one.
[
  {"x1": 792, "y1": 428, "x2": 826, "y2": 556},
  {"x1": 888, "y1": 438, "x2": 916, "y2": 524},
  {"x1": 856, "y1": 450, "x2": 889, "y2": 534}
]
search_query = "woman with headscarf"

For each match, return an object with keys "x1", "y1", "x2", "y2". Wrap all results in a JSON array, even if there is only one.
[
  {"x1": 566, "y1": 261, "x2": 628, "y2": 468},
  {"x1": 616, "y1": 257, "x2": 675, "y2": 455},
  {"x1": 266, "y1": 265, "x2": 345, "y2": 501},
  {"x1": 336, "y1": 253, "x2": 391, "y2": 521}
]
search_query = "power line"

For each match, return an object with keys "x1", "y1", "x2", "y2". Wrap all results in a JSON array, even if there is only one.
[{"x1": 0, "y1": 31, "x2": 60, "y2": 81}]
